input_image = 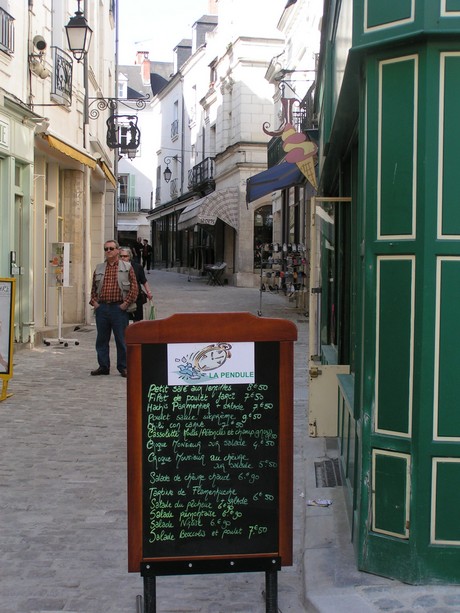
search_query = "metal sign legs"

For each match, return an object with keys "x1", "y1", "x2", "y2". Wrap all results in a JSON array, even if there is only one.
[{"x1": 137, "y1": 571, "x2": 278, "y2": 613}]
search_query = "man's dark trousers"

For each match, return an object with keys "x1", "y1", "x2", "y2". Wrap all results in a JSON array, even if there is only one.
[{"x1": 94, "y1": 303, "x2": 129, "y2": 373}]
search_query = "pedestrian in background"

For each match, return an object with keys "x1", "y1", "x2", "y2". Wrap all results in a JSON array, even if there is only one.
[
  {"x1": 119, "y1": 247, "x2": 153, "y2": 321},
  {"x1": 142, "y1": 239, "x2": 153, "y2": 272},
  {"x1": 133, "y1": 237, "x2": 142, "y2": 264},
  {"x1": 89, "y1": 239, "x2": 138, "y2": 378}
]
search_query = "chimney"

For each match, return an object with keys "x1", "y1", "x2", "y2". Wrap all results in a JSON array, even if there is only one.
[
  {"x1": 173, "y1": 40, "x2": 192, "y2": 73},
  {"x1": 135, "y1": 51, "x2": 151, "y2": 85},
  {"x1": 192, "y1": 16, "x2": 218, "y2": 53}
]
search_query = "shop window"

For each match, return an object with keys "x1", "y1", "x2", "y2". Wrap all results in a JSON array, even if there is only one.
[{"x1": 254, "y1": 205, "x2": 273, "y2": 268}]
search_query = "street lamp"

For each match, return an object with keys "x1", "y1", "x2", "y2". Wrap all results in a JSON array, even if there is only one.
[
  {"x1": 65, "y1": 0, "x2": 93, "y2": 62},
  {"x1": 163, "y1": 156, "x2": 181, "y2": 183},
  {"x1": 163, "y1": 157, "x2": 173, "y2": 183}
]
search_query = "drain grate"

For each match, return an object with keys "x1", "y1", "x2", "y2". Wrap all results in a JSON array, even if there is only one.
[{"x1": 314, "y1": 458, "x2": 342, "y2": 487}]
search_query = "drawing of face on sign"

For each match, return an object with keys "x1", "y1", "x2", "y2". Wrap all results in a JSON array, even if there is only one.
[{"x1": 193, "y1": 343, "x2": 232, "y2": 372}]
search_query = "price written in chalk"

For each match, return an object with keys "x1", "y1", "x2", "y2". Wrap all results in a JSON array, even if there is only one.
[{"x1": 142, "y1": 375, "x2": 280, "y2": 557}]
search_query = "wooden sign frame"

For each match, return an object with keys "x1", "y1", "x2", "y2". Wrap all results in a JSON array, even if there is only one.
[
  {"x1": 0, "y1": 278, "x2": 16, "y2": 401},
  {"x1": 126, "y1": 312, "x2": 297, "y2": 575}
]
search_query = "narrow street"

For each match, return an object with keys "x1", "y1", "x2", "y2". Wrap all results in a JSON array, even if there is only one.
[{"x1": 0, "y1": 271, "x2": 308, "y2": 613}]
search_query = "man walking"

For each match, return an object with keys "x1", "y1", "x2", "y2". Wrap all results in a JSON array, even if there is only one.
[{"x1": 89, "y1": 239, "x2": 138, "y2": 378}]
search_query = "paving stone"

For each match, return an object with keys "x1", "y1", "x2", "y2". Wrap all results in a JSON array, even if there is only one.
[{"x1": 3, "y1": 271, "x2": 460, "y2": 612}]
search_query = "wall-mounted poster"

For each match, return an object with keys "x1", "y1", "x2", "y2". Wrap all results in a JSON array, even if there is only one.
[
  {"x1": 0, "y1": 278, "x2": 15, "y2": 399},
  {"x1": 48, "y1": 243, "x2": 71, "y2": 287}
]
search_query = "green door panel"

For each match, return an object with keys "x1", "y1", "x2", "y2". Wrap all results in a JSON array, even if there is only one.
[
  {"x1": 445, "y1": 1, "x2": 460, "y2": 15},
  {"x1": 376, "y1": 257, "x2": 413, "y2": 434},
  {"x1": 440, "y1": 54, "x2": 460, "y2": 236},
  {"x1": 432, "y1": 459, "x2": 460, "y2": 543},
  {"x1": 366, "y1": 0, "x2": 413, "y2": 29},
  {"x1": 372, "y1": 450, "x2": 410, "y2": 538},
  {"x1": 436, "y1": 258, "x2": 460, "y2": 438},
  {"x1": 379, "y1": 57, "x2": 416, "y2": 237}
]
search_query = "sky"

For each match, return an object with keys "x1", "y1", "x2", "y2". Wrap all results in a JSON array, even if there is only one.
[{"x1": 118, "y1": 0, "x2": 211, "y2": 64}]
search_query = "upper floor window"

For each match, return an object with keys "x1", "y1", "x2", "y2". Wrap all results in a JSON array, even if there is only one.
[
  {"x1": 0, "y1": 7, "x2": 14, "y2": 54},
  {"x1": 171, "y1": 100, "x2": 179, "y2": 139},
  {"x1": 118, "y1": 174, "x2": 128, "y2": 201},
  {"x1": 118, "y1": 79, "x2": 127, "y2": 99},
  {"x1": 209, "y1": 59, "x2": 217, "y2": 87}
]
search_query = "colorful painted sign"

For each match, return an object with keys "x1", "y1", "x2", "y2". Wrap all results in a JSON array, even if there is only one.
[{"x1": 167, "y1": 341, "x2": 255, "y2": 385}]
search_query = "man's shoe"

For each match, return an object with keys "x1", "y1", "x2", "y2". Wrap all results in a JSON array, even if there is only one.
[
  {"x1": 91, "y1": 367, "x2": 110, "y2": 376},
  {"x1": 119, "y1": 369, "x2": 127, "y2": 378}
]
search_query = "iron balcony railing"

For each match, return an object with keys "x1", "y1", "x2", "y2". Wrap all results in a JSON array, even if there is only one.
[
  {"x1": 170, "y1": 178, "x2": 179, "y2": 198},
  {"x1": 0, "y1": 7, "x2": 14, "y2": 54},
  {"x1": 117, "y1": 196, "x2": 141, "y2": 213},
  {"x1": 51, "y1": 46, "x2": 73, "y2": 106},
  {"x1": 188, "y1": 157, "x2": 215, "y2": 192},
  {"x1": 267, "y1": 136, "x2": 284, "y2": 168}
]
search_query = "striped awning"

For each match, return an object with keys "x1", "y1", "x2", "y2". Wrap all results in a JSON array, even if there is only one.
[{"x1": 178, "y1": 188, "x2": 240, "y2": 231}]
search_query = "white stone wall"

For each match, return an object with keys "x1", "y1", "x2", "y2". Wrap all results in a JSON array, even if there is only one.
[{"x1": 0, "y1": 1, "x2": 117, "y2": 339}]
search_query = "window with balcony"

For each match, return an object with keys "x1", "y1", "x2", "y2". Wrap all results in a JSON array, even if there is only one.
[
  {"x1": 170, "y1": 178, "x2": 179, "y2": 198},
  {"x1": 188, "y1": 157, "x2": 215, "y2": 194},
  {"x1": 117, "y1": 174, "x2": 141, "y2": 212},
  {"x1": 119, "y1": 174, "x2": 128, "y2": 201},
  {"x1": 171, "y1": 119, "x2": 179, "y2": 139}
]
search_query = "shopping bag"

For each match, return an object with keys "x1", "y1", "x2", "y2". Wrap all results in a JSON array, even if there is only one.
[{"x1": 148, "y1": 301, "x2": 156, "y2": 320}]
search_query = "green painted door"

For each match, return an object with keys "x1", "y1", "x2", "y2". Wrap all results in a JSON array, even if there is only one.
[{"x1": 357, "y1": 43, "x2": 460, "y2": 583}]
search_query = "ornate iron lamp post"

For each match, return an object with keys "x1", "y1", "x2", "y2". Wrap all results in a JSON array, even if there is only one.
[
  {"x1": 65, "y1": 0, "x2": 93, "y2": 63},
  {"x1": 163, "y1": 157, "x2": 173, "y2": 183},
  {"x1": 163, "y1": 156, "x2": 181, "y2": 183}
]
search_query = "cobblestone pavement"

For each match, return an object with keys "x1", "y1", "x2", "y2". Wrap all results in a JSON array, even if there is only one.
[
  {"x1": 2, "y1": 270, "x2": 460, "y2": 612},
  {"x1": 0, "y1": 272, "x2": 307, "y2": 613}
]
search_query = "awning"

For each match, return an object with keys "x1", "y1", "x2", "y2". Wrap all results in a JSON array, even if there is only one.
[
  {"x1": 246, "y1": 162, "x2": 304, "y2": 204},
  {"x1": 99, "y1": 160, "x2": 117, "y2": 187},
  {"x1": 178, "y1": 188, "x2": 240, "y2": 231},
  {"x1": 42, "y1": 134, "x2": 97, "y2": 169},
  {"x1": 117, "y1": 221, "x2": 138, "y2": 231}
]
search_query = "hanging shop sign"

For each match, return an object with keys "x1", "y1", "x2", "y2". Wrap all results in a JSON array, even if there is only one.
[{"x1": 262, "y1": 96, "x2": 318, "y2": 189}]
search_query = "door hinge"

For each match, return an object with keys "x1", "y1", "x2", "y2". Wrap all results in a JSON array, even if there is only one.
[{"x1": 309, "y1": 366, "x2": 322, "y2": 378}]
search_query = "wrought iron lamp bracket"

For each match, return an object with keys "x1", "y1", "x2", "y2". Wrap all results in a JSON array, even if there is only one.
[{"x1": 88, "y1": 94, "x2": 150, "y2": 120}]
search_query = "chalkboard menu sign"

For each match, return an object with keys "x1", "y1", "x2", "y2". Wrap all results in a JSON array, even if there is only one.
[{"x1": 126, "y1": 313, "x2": 297, "y2": 575}]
